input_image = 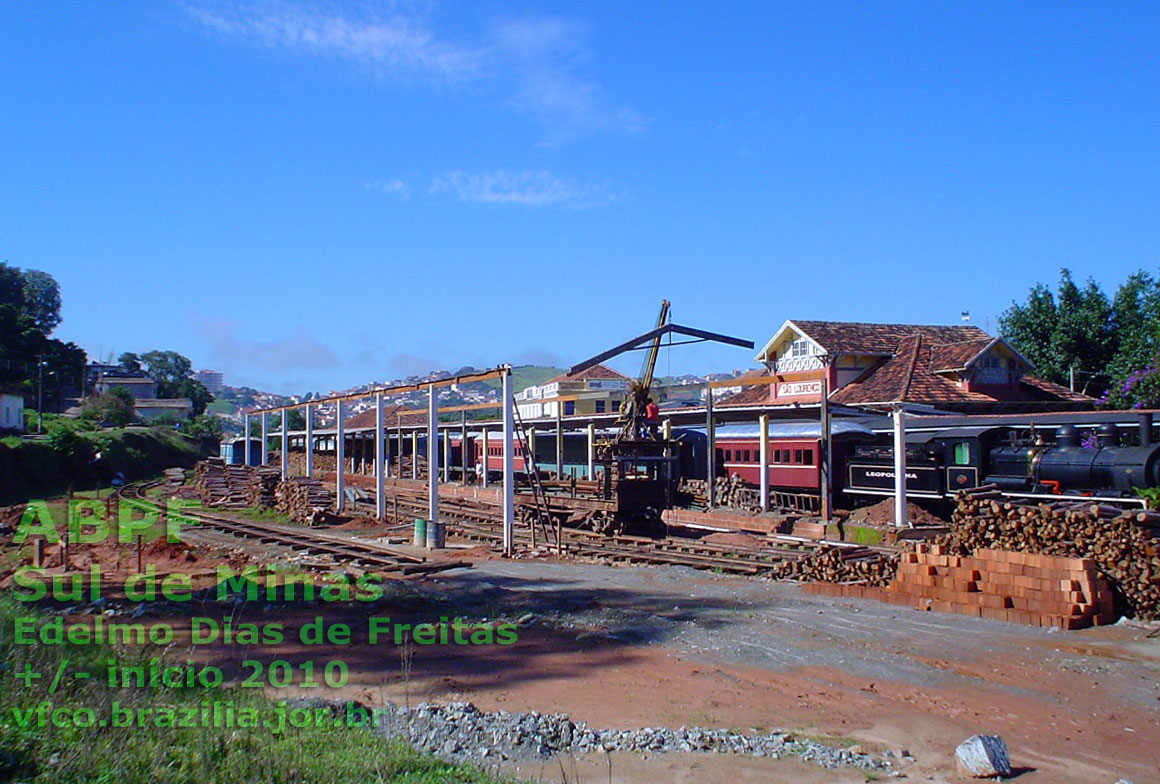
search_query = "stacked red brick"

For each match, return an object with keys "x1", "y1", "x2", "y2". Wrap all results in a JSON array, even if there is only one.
[
  {"x1": 807, "y1": 544, "x2": 1116, "y2": 629},
  {"x1": 945, "y1": 488, "x2": 1160, "y2": 619},
  {"x1": 897, "y1": 544, "x2": 1116, "y2": 629}
]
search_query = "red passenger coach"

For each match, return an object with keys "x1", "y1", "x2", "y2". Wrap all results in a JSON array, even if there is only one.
[
  {"x1": 474, "y1": 435, "x2": 532, "y2": 474},
  {"x1": 711, "y1": 421, "x2": 874, "y2": 492}
]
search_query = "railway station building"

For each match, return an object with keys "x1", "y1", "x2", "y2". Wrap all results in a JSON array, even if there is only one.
[{"x1": 734, "y1": 319, "x2": 1093, "y2": 413}]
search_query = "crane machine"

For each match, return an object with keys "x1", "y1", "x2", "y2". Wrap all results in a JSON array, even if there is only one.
[{"x1": 567, "y1": 300, "x2": 753, "y2": 534}]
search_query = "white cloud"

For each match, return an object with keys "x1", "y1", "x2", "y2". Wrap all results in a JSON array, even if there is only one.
[
  {"x1": 364, "y1": 178, "x2": 410, "y2": 199},
  {"x1": 488, "y1": 18, "x2": 647, "y2": 136},
  {"x1": 430, "y1": 169, "x2": 614, "y2": 208},
  {"x1": 186, "y1": 3, "x2": 644, "y2": 135},
  {"x1": 186, "y1": 2, "x2": 478, "y2": 82},
  {"x1": 191, "y1": 316, "x2": 341, "y2": 373}
]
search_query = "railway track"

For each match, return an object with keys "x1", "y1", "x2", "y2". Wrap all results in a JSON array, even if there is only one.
[
  {"x1": 373, "y1": 486, "x2": 892, "y2": 577},
  {"x1": 122, "y1": 481, "x2": 468, "y2": 576},
  {"x1": 126, "y1": 475, "x2": 894, "y2": 579}
]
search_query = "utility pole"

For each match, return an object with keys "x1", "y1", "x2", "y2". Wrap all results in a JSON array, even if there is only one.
[{"x1": 37, "y1": 355, "x2": 44, "y2": 434}]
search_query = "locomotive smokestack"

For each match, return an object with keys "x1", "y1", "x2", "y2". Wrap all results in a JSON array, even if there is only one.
[{"x1": 1140, "y1": 412, "x2": 1153, "y2": 447}]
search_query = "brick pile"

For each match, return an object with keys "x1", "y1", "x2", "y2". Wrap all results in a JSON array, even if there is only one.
[{"x1": 806, "y1": 543, "x2": 1116, "y2": 630}]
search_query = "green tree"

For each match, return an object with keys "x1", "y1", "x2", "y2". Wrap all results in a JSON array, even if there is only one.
[
  {"x1": 1000, "y1": 269, "x2": 1114, "y2": 395},
  {"x1": 0, "y1": 262, "x2": 86, "y2": 404},
  {"x1": 140, "y1": 350, "x2": 193, "y2": 389},
  {"x1": 20, "y1": 269, "x2": 62, "y2": 335},
  {"x1": 134, "y1": 350, "x2": 213, "y2": 415},
  {"x1": 286, "y1": 408, "x2": 305, "y2": 431},
  {"x1": 1107, "y1": 271, "x2": 1160, "y2": 383},
  {"x1": 81, "y1": 389, "x2": 134, "y2": 427},
  {"x1": 117, "y1": 351, "x2": 143, "y2": 374},
  {"x1": 999, "y1": 281, "x2": 1060, "y2": 378},
  {"x1": 180, "y1": 414, "x2": 223, "y2": 439},
  {"x1": 1002, "y1": 267, "x2": 1160, "y2": 403},
  {"x1": 170, "y1": 377, "x2": 213, "y2": 416}
]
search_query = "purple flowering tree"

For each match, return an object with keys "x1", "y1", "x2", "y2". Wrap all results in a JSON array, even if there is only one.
[{"x1": 1101, "y1": 363, "x2": 1160, "y2": 410}]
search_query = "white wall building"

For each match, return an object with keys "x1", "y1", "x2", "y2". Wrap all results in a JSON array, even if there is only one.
[{"x1": 1, "y1": 394, "x2": 24, "y2": 432}]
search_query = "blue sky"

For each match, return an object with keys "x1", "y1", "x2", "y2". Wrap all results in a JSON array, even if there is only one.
[{"x1": 2, "y1": 2, "x2": 1158, "y2": 394}]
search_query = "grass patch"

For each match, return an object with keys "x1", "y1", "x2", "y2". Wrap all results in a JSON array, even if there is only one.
[{"x1": 0, "y1": 596, "x2": 518, "y2": 783}]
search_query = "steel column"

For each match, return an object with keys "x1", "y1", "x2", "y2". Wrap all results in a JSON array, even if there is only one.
[
  {"x1": 461, "y1": 412, "x2": 468, "y2": 486},
  {"x1": 411, "y1": 431, "x2": 418, "y2": 479},
  {"x1": 428, "y1": 385, "x2": 438, "y2": 526},
  {"x1": 243, "y1": 414, "x2": 251, "y2": 466},
  {"x1": 280, "y1": 409, "x2": 288, "y2": 479},
  {"x1": 706, "y1": 391, "x2": 716, "y2": 508},
  {"x1": 442, "y1": 429, "x2": 450, "y2": 483},
  {"x1": 260, "y1": 414, "x2": 268, "y2": 465},
  {"x1": 893, "y1": 406, "x2": 907, "y2": 528},
  {"x1": 555, "y1": 409, "x2": 563, "y2": 478},
  {"x1": 586, "y1": 422, "x2": 595, "y2": 480},
  {"x1": 502, "y1": 369, "x2": 514, "y2": 556},
  {"x1": 481, "y1": 427, "x2": 489, "y2": 487},
  {"x1": 820, "y1": 367, "x2": 832, "y2": 520},
  {"x1": 335, "y1": 400, "x2": 345, "y2": 511},
  {"x1": 304, "y1": 404, "x2": 314, "y2": 478},
  {"x1": 375, "y1": 393, "x2": 384, "y2": 520},
  {"x1": 759, "y1": 413, "x2": 769, "y2": 512}
]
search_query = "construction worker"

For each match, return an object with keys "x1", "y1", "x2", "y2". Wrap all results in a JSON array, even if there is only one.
[{"x1": 644, "y1": 397, "x2": 660, "y2": 440}]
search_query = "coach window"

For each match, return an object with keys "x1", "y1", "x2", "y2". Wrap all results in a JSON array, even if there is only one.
[
  {"x1": 803, "y1": 449, "x2": 813, "y2": 465},
  {"x1": 793, "y1": 449, "x2": 803, "y2": 464},
  {"x1": 954, "y1": 441, "x2": 970, "y2": 465}
]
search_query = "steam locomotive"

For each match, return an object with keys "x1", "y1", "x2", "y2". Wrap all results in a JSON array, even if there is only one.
[{"x1": 844, "y1": 421, "x2": 1160, "y2": 505}]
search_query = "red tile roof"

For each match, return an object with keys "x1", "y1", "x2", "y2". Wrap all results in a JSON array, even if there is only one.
[
  {"x1": 792, "y1": 320, "x2": 990, "y2": 356},
  {"x1": 735, "y1": 320, "x2": 1095, "y2": 409},
  {"x1": 546, "y1": 364, "x2": 630, "y2": 385},
  {"x1": 829, "y1": 333, "x2": 1093, "y2": 407},
  {"x1": 714, "y1": 370, "x2": 774, "y2": 407},
  {"x1": 926, "y1": 338, "x2": 995, "y2": 372},
  {"x1": 342, "y1": 403, "x2": 426, "y2": 430},
  {"x1": 1020, "y1": 375, "x2": 1093, "y2": 403}
]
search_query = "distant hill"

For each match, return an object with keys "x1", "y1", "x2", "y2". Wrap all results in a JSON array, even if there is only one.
[{"x1": 477, "y1": 365, "x2": 566, "y2": 393}]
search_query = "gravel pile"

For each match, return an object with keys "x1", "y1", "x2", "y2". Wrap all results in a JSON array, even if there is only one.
[{"x1": 360, "y1": 700, "x2": 892, "y2": 772}]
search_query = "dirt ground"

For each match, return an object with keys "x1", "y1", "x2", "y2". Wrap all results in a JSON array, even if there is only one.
[{"x1": 8, "y1": 519, "x2": 1160, "y2": 783}]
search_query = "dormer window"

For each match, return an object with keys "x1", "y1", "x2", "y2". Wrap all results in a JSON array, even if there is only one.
[{"x1": 789, "y1": 337, "x2": 812, "y2": 358}]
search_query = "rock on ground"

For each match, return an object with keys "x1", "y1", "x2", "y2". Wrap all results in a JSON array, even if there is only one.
[{"x1": 954, "y1": 734, "x2": 1012, "y2": 778}]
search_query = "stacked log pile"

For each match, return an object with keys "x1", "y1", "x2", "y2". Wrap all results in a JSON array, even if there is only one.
[
  {"x1": 192, "y1": 459, "x2": 232, "y2": 506},
  {"x1": 274, "y1": 478, "x2": 334, "y2": 525},
  {"x1": 678, "y1": 477, "x2": 761, "y2": 511},
  {"x1": 191, "y1": 460, "x2": 281, "y2": 509},
  {"x1": 244, "y1": 468, "x2": 281, "y2": 509},
  {"x1": 772, "y1": 546, "x2": 898, "y2": 586},
  {"x1": 162, "y1": 467, "x2": 186, "y2": 493},
  {"x1": 944, "y1": 486, "x2": 1160, "y2": 619}
]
